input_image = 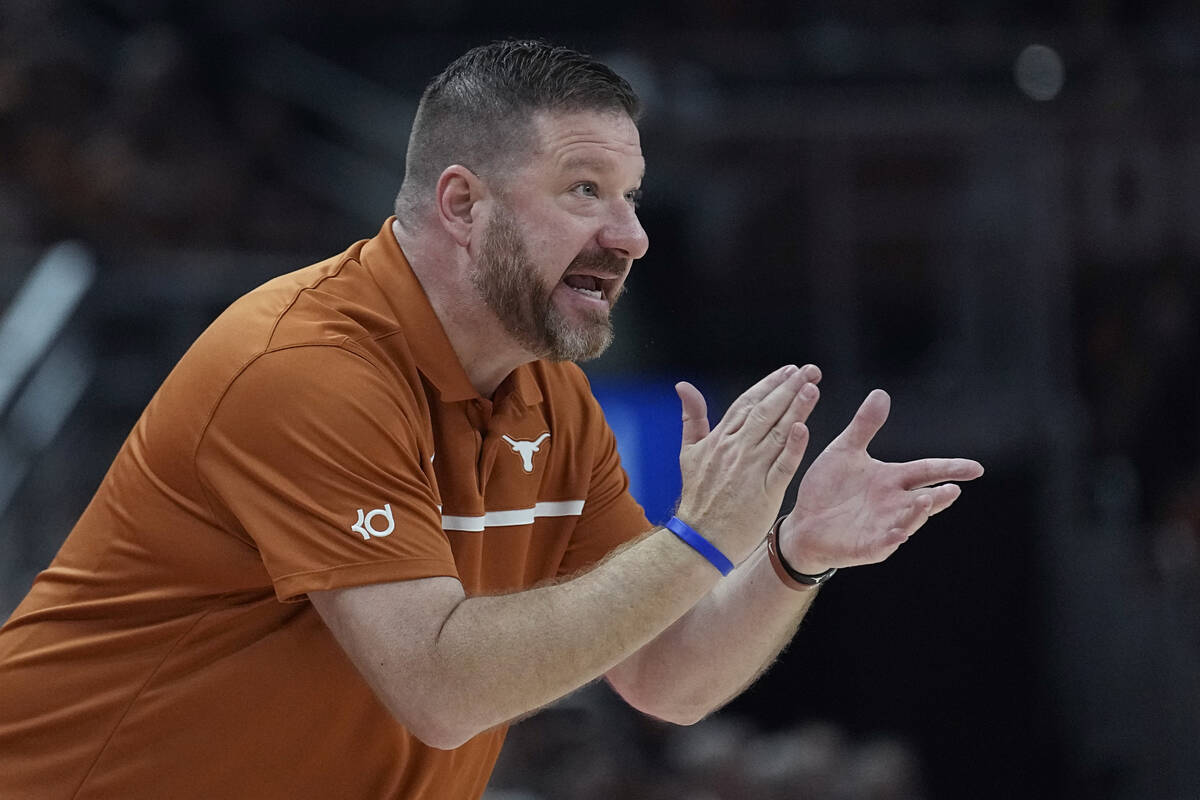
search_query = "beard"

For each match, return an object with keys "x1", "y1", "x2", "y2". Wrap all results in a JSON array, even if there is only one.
[{"x1": 471, "y1": 203, "x2": 625, "y2": 362}]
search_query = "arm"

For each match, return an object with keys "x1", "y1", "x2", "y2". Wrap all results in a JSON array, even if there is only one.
[
  {"x1": 309, "y1": 364, "x2": 816, "y2": 749},
  {"x1": 605, "y1": 388, "x2": 984, "y2": 723},
  {"x1": 311, "y1": 527, "x2": 718, "y2": 749},
  {"x1": 604, "y1": 537, "x2": 817, "y2": 724}
]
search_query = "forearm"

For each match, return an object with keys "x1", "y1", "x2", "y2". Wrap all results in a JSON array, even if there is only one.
[
  {"x1": 606, "y1": 536, "x2": 817, "y2": 724},
  {"x1": 423, "y1": 527, "x2": 722, "y2": 746},
  {"x1": 313, "y1": 366, "x2": 830, "y2": 749}
]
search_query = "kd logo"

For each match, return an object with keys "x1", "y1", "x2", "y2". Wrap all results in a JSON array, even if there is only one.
[{"x1": 351, "y1": 504, "x2": 395, "y2": 540}]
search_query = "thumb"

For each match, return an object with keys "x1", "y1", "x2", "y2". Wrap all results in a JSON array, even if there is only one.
[
  {"x1": 675, "y1": 381, "x2": 710, "y2": 446},
  {"x1": 836, "y1": 388, "x2": 891, "y2": 452}
]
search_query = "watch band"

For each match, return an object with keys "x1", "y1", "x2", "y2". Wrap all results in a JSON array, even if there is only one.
[{"x1": 766, "y1": 516, "x2": 837, "y2": 589}]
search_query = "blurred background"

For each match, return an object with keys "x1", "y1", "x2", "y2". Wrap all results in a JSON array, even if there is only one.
[{"x1": 1, "y1": 1, "x2": 1198, "y2": 798}]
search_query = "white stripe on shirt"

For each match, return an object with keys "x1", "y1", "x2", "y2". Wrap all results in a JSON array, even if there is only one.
[{"x1": 441, "y1": 500, "x2": 586, "y2": 532}]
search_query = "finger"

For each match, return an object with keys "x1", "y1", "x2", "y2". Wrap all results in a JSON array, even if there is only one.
[
  {"x1": 748, "y1": 364, "x2": 822, "y2": 441},
  {"x1": 740, "y1": 370, "x2": 807, "y2": 444},
  {"x1": 833, "y1": 389, "x2": 891, "y2": 452},
  {"x1": 922, "y1": 483, "x2": 963, "y2": 516},
  {"x1": 792, "y1": 377, "x2": 820, "y2": 426},
  {"x1": 895, "y1": 458, "x2": 985, "y2": 490},
  {"x1": 887, "y1": 492, "x2": 934, "y2": 542},
  {"x1": 718, "y1": 364, "x2": 797, "y2": 435},
  {"x1": 767, "y1": 422, "x2": 810, "y2": 493},
  {"x1": 675, "y1": 381, "x2": 711, "y2": 446},
  {"x1": 893, "y1": 485, "x2": 962, "y2": 542},
  {"x1": 759, "y1": 379, "x2": 819, "y2": 451}
]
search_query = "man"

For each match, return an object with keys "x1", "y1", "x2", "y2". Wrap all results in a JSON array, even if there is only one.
[{"x1": 0, "y1": 41, "x2": 983, "y2": 799}]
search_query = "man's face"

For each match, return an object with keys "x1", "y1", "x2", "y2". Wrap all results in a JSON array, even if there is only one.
[{"x1": 470, "y1": 110, "x2": 648, "y2": 362}]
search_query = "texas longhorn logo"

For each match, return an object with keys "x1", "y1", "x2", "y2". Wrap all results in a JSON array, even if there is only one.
[{"x1": 502, "y1": 433, "x2": 550, "y2": 473}]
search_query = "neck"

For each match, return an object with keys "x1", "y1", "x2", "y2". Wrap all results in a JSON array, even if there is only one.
[{"x1": 391, "y1": 220, "x2": 533, "y2": 399}]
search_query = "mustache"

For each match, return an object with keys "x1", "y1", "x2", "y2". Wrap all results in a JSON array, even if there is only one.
[{"x1": 564, "y1": 248, "x2": 628, "y2": 279}]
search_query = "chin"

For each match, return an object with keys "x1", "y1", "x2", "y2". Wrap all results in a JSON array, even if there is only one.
[{"x1": 543, "y1": 323, "x2": 614, "y2": 363}]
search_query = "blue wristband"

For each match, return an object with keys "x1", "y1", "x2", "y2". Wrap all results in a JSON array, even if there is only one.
[{"x1": 665, "y1": 516, "x2": 735, "y2": 576}]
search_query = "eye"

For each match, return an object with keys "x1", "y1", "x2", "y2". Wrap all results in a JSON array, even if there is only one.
[
  {"x1": 573, "y1": 182, "x2": 598, "y2": 198},
  {"x1": 626, "y1": 188, "x2": 644, "y2": 209}
]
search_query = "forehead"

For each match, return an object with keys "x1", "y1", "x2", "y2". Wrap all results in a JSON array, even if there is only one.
[{"x1": 526, "y1": 110, "x2": 644, "y2": 176}]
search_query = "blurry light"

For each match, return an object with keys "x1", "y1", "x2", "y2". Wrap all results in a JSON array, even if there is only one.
[
  {"x1": 10, "y1": 341, "x2": 92, "y2": 451},
  {"x1": 0, "y1": 241, "x2": 95, "y2": 412},
  {"x1": 1014, "y1": 44, "x2": 1065, "y2": 101}
]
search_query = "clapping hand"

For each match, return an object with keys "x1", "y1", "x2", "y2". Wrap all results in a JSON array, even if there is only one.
[
  {"x1": 674, "y1": 364, "x2": 822, "y2": 563},
  {"x1": 777, "y1": 389, "x2": 984, "y2": 575}
]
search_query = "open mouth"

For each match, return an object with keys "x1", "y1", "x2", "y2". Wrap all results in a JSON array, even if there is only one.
[{"x1": 562, "y1": 273, "x2": 609, "y2": 301}]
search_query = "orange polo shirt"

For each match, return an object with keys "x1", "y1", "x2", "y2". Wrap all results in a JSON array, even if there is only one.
[{"x1": 0, "y1": 219, "x2": 651, "y2": 799}]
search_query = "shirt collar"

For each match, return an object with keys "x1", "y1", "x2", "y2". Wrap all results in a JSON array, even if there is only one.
[{"x1": 359, "y1": 218, "x2": 543, "y2": 408}]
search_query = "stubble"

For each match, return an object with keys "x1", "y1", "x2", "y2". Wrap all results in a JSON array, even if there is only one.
[{"x1": 472, "y1": 203, "x2": 622, "y2": 362}]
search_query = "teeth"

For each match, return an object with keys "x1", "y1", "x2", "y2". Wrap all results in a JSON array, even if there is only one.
[{"x1": 568, "y1": 285, "x2": 603, "y2": 299}]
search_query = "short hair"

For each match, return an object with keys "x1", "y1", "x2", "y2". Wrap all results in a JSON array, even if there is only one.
[{"x1": 394, "y1": 40, "x2": 641, "y2": 225}]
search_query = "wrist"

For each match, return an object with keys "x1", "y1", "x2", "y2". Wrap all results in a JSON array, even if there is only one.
[
  {"x1": 664, "y1": 516, "x2": 735, "y2": 576},
  {"x1": 767, "y1": 516, "x2": 837, "y2": 589},
  {"x1": 775, "y1": 515, "x2": 833, "y2": 575}
]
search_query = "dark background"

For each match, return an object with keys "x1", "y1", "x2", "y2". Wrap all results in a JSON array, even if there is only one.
[{"x1": 2, "y1": 2, "x2": 1198, "y2": 798}]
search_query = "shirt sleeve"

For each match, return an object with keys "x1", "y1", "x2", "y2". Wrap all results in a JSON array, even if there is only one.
[
  {"x1": 556, "y1": 375, "x2": 653, "y2": 576},
  {"x1": 195, "y1": 345, "x2": 457, "y2": 601}
]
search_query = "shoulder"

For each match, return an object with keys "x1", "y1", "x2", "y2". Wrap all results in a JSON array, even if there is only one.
[
  {"x1": 195, "y1": 344, "x2": 432, "y2": 481},
  {"x1": 243, "y1": 249, "x2": 399, "y2": 354},
  {"x1": 187, "y1": 245, "x2": 376, "y2": 375},
  {"x1": 217, "y1": 344, "x2": 424, "y2": 431},
  {"x1": 191, "y1": 241, "x2": 422, "y2": 410}
]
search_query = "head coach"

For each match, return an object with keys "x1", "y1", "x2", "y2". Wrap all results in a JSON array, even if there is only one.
[{"x1": 0, "y1": 40, "x2": 983, "y2": 799}]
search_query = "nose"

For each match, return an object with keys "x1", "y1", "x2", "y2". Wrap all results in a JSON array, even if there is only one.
[{"x1": 598, "y1": 201, "x2": 650, "y2": 261}]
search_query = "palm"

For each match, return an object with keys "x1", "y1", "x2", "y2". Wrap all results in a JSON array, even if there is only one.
[
  {"x1": 781, "y1": 390, "x2": 984, "y2": 573},
  {"x1": 794, "y1": 447, "x2": 904, "y2": 566}
]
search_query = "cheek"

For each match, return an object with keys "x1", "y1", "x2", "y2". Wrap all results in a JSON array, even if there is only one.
[
  {"x1": 538, "y1": 239, "x2": 589, "y2": 279},
  {"x1": 519, "y1": 205, "x2": 597, "y2": 273}
]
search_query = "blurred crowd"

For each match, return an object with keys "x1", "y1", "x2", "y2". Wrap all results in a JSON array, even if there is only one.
[
  {"x1": 1076, "y1": 256, "x2": 1200, "y2": 594},
  {"x1": 0, "y1": 1, "x2": 343, "y2": 252},
  {"x1": 488, "y1": 687, "x2": 927, "y2": 800}
]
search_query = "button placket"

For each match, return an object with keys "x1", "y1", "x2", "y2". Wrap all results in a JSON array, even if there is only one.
[
  {"x1": 482, "y1": 405, "x2": 522, "y2": 490},
  {"x1": 466, "y1": 400, "x2": 494, "y2": 494}
]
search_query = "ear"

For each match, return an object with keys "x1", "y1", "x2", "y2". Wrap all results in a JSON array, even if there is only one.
[{"x1": 435, "y1": 165, "x2": 486, "y2": 247}]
